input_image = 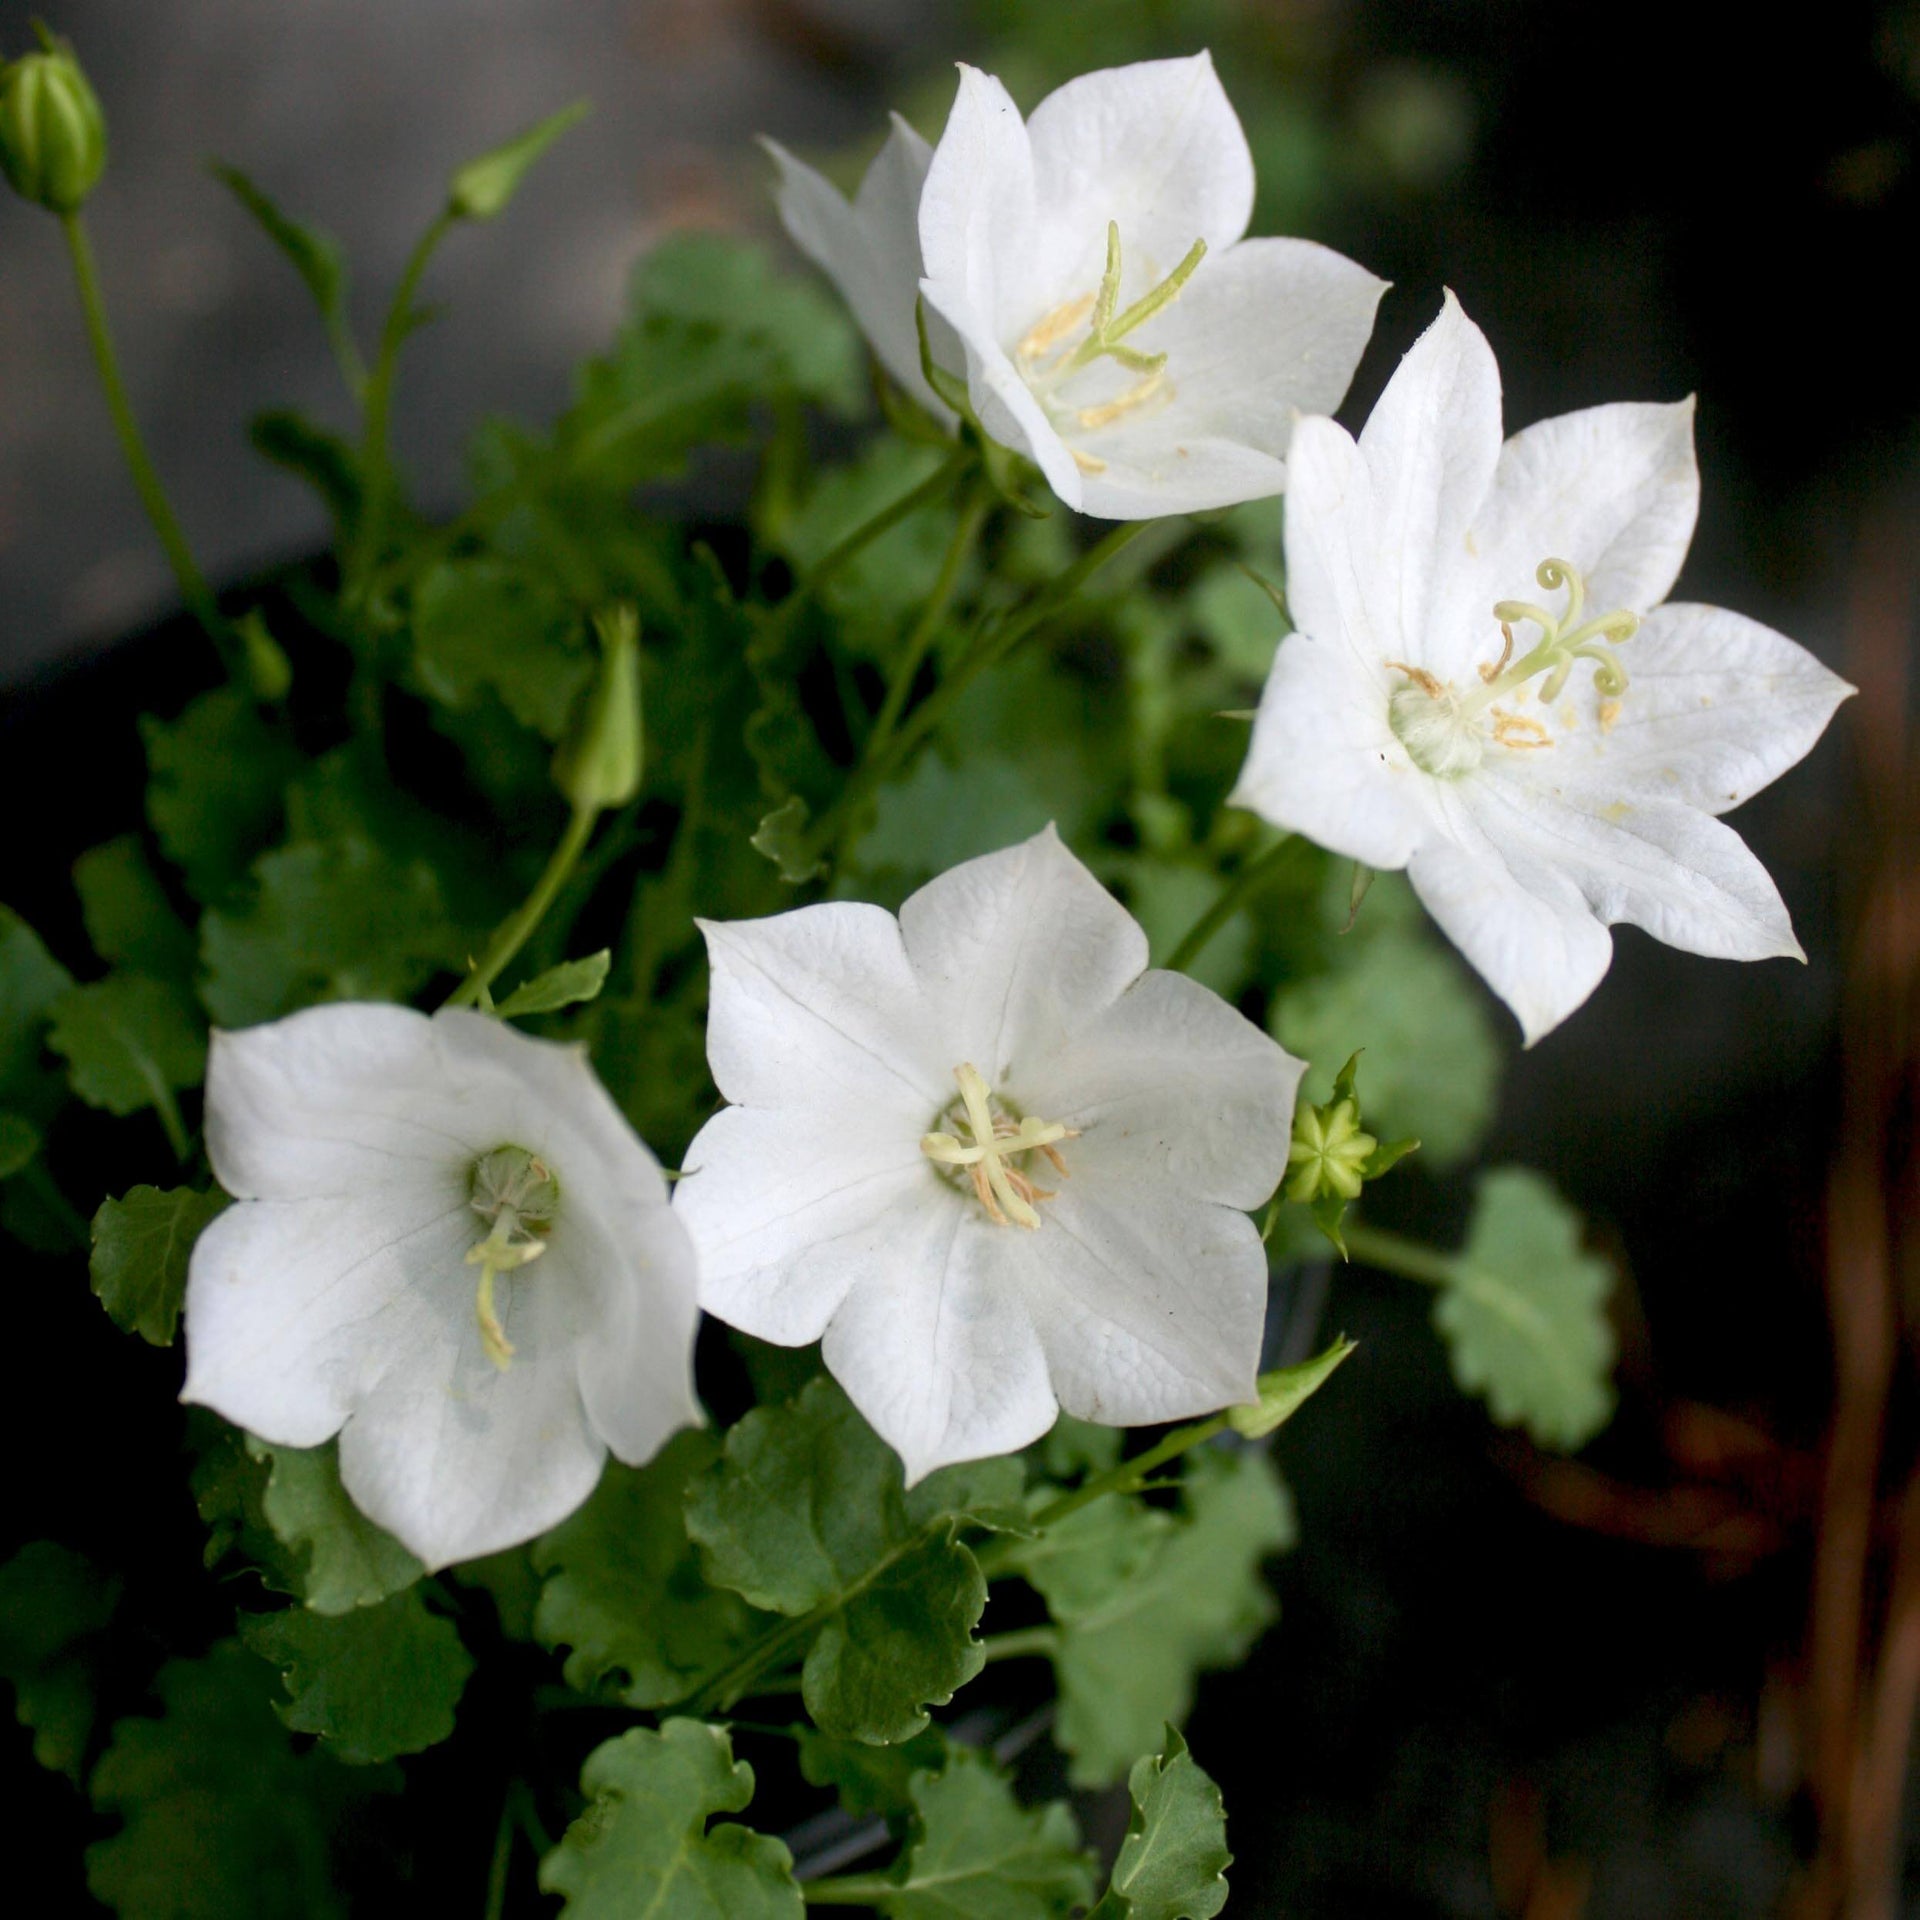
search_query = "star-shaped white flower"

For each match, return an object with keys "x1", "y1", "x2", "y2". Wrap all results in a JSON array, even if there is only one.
[
  {"x1": 764, "y1": 114, "x2": 957, "y2": 423},
  {"x1": 1231, "y1": 293, "x2": 1853, "y2": 1044},
  {"x1": 674, "y1": 826, "x2": 1303, "y2": 1482},
  {"x1": 916, "y1": 53, "x2": 1385, "y2": 518},
  {"x1": 182, "y1": 1005, "x2": 702, "y2": 1569}
]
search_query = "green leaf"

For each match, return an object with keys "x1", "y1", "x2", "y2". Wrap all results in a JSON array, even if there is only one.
[
  {"x1": 797, "y1": 1725, "x2": 949, "y2": 1819},
  {"x1": 1087, "y1": 1727, "x2": 1230, "y2": 1920},
  {"x1": 1432, "y1": 1168, "x2": 1617, "y2": 1449},
  {"x1": 533, "y1": 1430, "x2": 758, "y2": 1707},
  {"x1": 1009, "y1": 1447, "x2": 1293, "y2": 1786},
  {"x1": 47, "y1": 974, "x2": 205, "y2": 1118},
  {"x1": 449, "y1": 100, "x2": 589, "y2": 220},
  {"x1": 143, "y1": 689, "x2": 298, "y2": 906},
  {"x1": 686, "y1": 1377, "x2": 1019, "y2": 1741},
  {"x1": 493, "y1": 950, "x2": 611, "y2": 1020},
  {"x1": 210, "y1": 163, "x2": 349, "y2": 338},
  {"x1": 869, "y1": 1750, "x2": 1095, "y2": 1919},
  {"x1": 1189, "y1": 563, "x2": 1282, "y2": 682},
  {"x1": 1271, "y1": 903, "x2": 1501, "y2": 1170},
  {"x1": 252, "y1": 1438, "x2": 424, "y2": 1614},
  {"x1": 1225, "y1": 1337, "x2": 1356, "y2": 1439},
  {"x1": 0, "y1": 903, "x2": 74, "y2": 1123},
  {"x1": 540, "y1": 1718, "x2": 802, "y2": 1919},
  {"x1": 90, "y1": 1185, "x2": 228, "y2": 1346},
  {"x1": 240, "y1": 1586, "x2": 473, "y2": 1764},
  {"x1": 74, "y1": 837, "x2": 197, "y2": 983},
  {"x1": 250, "y1": 411, "x2": 363, "y2": 537},
  {"x1": 750, "y1": 796, "x2": 824, "y2": 884},
  {"x1": 189, "y1": 1410, "x2": 298, "y2": 1589},
  {"x1": 0, "y1": 1541, "x2": 122, "y2": 1781},
  {"x1": 200, "y1": 834, "x2": 465, "y2": 1027},
  {"x1": 87, "y1": 1641, "x2": 393, "y2": 1920},
  {"x1": 0, "y1": 1110, "x2": 38, "y2": 1177},
  {"x1": 411, "y1": 557, "x2": 592, "y2": 741}
]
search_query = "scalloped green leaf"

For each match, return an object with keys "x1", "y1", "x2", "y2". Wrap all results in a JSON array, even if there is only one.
[
  {"x1": 90, "y1": 1184, "x2": 228, "y2": 1346},
  {"x1": 1087, "y1": 1726, "x2": 1230, "y2": 1920}
]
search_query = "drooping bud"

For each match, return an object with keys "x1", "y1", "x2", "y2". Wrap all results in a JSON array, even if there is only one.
[
  {"x1": 552, "y1": 604, "x2": 644, "y2": 815},
  {"x1": 448, "y1": 100, "x2": 588, "y2": 222},
  {"x1": 1226, "y1": 1336, "x2": 1356, "y2": 1438},
  {"x1": 0, "y1": 28, "x2": 107, "y2": 215}
]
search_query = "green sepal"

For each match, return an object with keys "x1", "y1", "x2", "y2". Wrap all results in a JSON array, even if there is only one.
[
  {"x1": 533, "y1": 1430, "x2": 759, "y2": 1708},
  {"x1": 493, "y1": 950, "x2": 612, "y2": 1020},
  {"x1": 1225, "y1": 1336, "x2": 1356, "y2": 1439},
  {"x1": 240, "y1": 1586, "x2": 473, "y2": 1764},
  {"x1": 89, "y1": 1184, "x2": 228, "y2": 1346},
  {"x1": 449, "y1": 99, "x2": 589, "y2": 220},
  {"x1": 539, "y1": 1719, "x2": 803, "y2": 1919},
  {"x1": 1086, "y1": 1726, "x2": 1231, "y2": 1920}
]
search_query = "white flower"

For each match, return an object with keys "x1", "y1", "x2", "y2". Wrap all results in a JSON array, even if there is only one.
[
  {"x1": 1230, "y1": 293, "x2": 1854, "y2": 1044},
  {"x1": 765, "y1": 115, "x2": 957, "y2": 423},
  {"x1": 916, "y1": 54, "x2": 1385, "y2": 518},
  {"x1": 674, "y1": 826, "x2": 1303, "y2": 1482},
  {"x1": 182, "y1": 1004, "x2": 702, "y2": 1569}
]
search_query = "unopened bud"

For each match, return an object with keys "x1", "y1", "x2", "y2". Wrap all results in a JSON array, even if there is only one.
[
  {"x1": 0, "y1": 29, "x2": 107, "y2": 215},
  {"x1": 1285, "y1": 1096, "x2": 1376, "y2": 1205},
  {"x1": 449, "y1": 101, "x2": 588, "y2": 222},
  {"x1": 553, "y1": 605, "x2": 643, "y2": 814}
]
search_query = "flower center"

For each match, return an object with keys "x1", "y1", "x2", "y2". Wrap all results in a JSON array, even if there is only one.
[
  {"x1": 465, "y1": 1145, "x2": 560, "y2": 1371},
  {"x1": 920, "y1": 1062, "x2": 1078, "y2": 1230},
  {"x1": 1013, "y1": 220, "x2": 1205, "y2": 476},
  {"x1": 1386, "y1": 557, "x2": 1640, "y2": 778}
]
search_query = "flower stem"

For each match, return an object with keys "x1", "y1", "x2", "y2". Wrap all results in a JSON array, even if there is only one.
[
  {"x1": 445, "y1": 802, "x2": 598, "y2": 1009},
  {"x1": 1340, "y1": 1221, "x2": 1458, "y2": 1287},
  {"x1": 978, "y1": 1624, "x2": 1058, "y2": 1665},
  {"x1": 59, "y1": 213, "x2": 230, "y2": 664},
  {"x1": 802, "y1": 1875, "x2": 899, "y2": 1907},
  {"x1": 863, "y1": 481, "x2": 992, "y2": 764},
  {"x1": 798, "y1": 447, "x2": 974, "y2": 604},
  {"x1": 346, "y1": 208, "x2": 457, "y2": 603},
  {"x1": 1160, "y1": 833, "x2": 1301, "y2": 974}
]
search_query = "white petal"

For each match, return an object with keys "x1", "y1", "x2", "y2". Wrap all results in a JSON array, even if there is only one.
[
  {"x1": 1358, "y1": 291, "x2": 1503, "y2": 674},
  {"x1": 1554, "y1": 600, "x2": 1853, "y2": 813},
  {"x1": 918, "y1": 66, "x2": 1042, "y2": 348},
  {"x1": 182, "y1": 1188, "x2": 471, "y2": 1446},
  {"x1": 204, "y1": 1004, "x2": 496, "y2": 1201},
  {"x1": 677, "y1": 1101, "x2": 935, "y2": 1346},
  {"x1": 336, "y1": 1258, "x2": 607, "y2": 1569},
  {"x1": 1231, "y1": 627, "x2": 1436, "y2": 869},
  {"x1": 1472, "y1": 766, "x2": 1804, "y2": 964},
  {"x1": 698, "y1": 906, "x2": 947, "y2": 1116},
  {"x1": 897, "y1": 824, "x2": 1147, "y2": 1085},
  {"x1": 765, "y1": 119, "x2": 950, "y2": 417},
  {"x1": 1406, "y1": 799, "x2": 1615, "y2": 1045},
  {"x1": 1440, "y1": 399, "x2": 1700, "y2": 679},
  {"x1": 1018, "y1": 968, "x2": 1302, "y2": 1209},
  {"x1": 1019, "y1": 1181, "x2": 1265, "y2": 1425},
  {"x1": 1024, "y1": 53, "x2": 1255, "y2": 310},
  {"x1": 822, "y1": 1212, "x2": 1059, "y2": 1483}
]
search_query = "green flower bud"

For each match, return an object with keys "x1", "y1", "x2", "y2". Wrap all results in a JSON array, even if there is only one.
[
  {"x1": 553, "y1": 605, "x2": 644, "y2": 815},
  {"x1": 0, "y1": 32, "x2": 107, "y2": 215},
  {"x1": 448, "y1": 100, "x2": 587, "y2": 222},
  {"x1": 1285, "y1": 1095, "x2": 1377, "y2": 1205}
]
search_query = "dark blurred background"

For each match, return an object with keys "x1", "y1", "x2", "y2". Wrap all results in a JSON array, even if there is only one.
[{"x1": 3, "y1": 2, "x2": 1916, "y2": 1916}]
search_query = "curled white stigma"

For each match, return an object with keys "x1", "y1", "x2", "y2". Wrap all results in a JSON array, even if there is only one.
[
  {"x1": 920, "y1": 1062, "x2": 1078, "y2": 1230},
  {"x1": 465, "y1": 1146, "x2": 560, "y2": 1371}
]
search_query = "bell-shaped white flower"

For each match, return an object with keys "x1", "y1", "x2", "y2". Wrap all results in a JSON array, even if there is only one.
[
  {"x1": 765, "y1": 115, "x2": 957, "y2": 424},
  {"x1": 916, "y1": 54, "x2": 1385, "y2": 518},
  {"x1": 182, "y1": 1005, "x2": 702, "y2": 1569},
  {"x1": 675, "y1": 826, "x2": 1303, "y2": 1483},
  {"x1": 1231, "y1": 293, "x2": 1853, "y2": 1044}
]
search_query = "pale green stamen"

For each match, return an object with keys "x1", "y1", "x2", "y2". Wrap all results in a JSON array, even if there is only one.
[{"x1": 921, "y1": 1063, "x2": 1076, "y2": 1230}]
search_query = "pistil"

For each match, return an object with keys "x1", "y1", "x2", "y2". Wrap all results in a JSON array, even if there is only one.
[
  {"x1": 921, "y1": 1063, "x2": 1077, "y2": 1229},
  {"x1": 465, "y1": 1146, "x2": 560, "y2": 1370}
]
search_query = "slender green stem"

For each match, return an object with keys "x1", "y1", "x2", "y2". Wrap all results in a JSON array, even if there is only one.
[
  {"x1": 682, "y1": 1608, "x2": 821, "y2": 1717},
  {"x1": 803, "y1": 1876, "x2": 899, "y2": 1907},
  {"x1": 1341, "y1": 1221, "x2": 1458, "y2": 1287},
  {"x1": 347, "y1": 208, "x2": 457, "y2": 600},
  {"x1": 445, "y1": 803, "x2": 598, "y2": 1009},
  {"x1": 24, "y1": 1160, "x2": 90, "y2": 1250},
  {"x1": 799, "y1": 448, "x2": 972, "y2": 604},
  {"x1": 811, "y1": 518, "x2": 1150, "y2": 861},
  {"x1": 978, "y1": 1625, "x2": 1058, "y2": 1665},
  {"x1": 864, "y1": 482, "x2": 991, "y2": 762},
  {"x1": 60, "y1": 213, "x2": 229, "y2": 661},
  {"x1": 482, "y1": 1790, "x2": 516, "y2": 1920},
  {"x1": 1160, "y1": 833, "x2": 1301, "y2": 975}
]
